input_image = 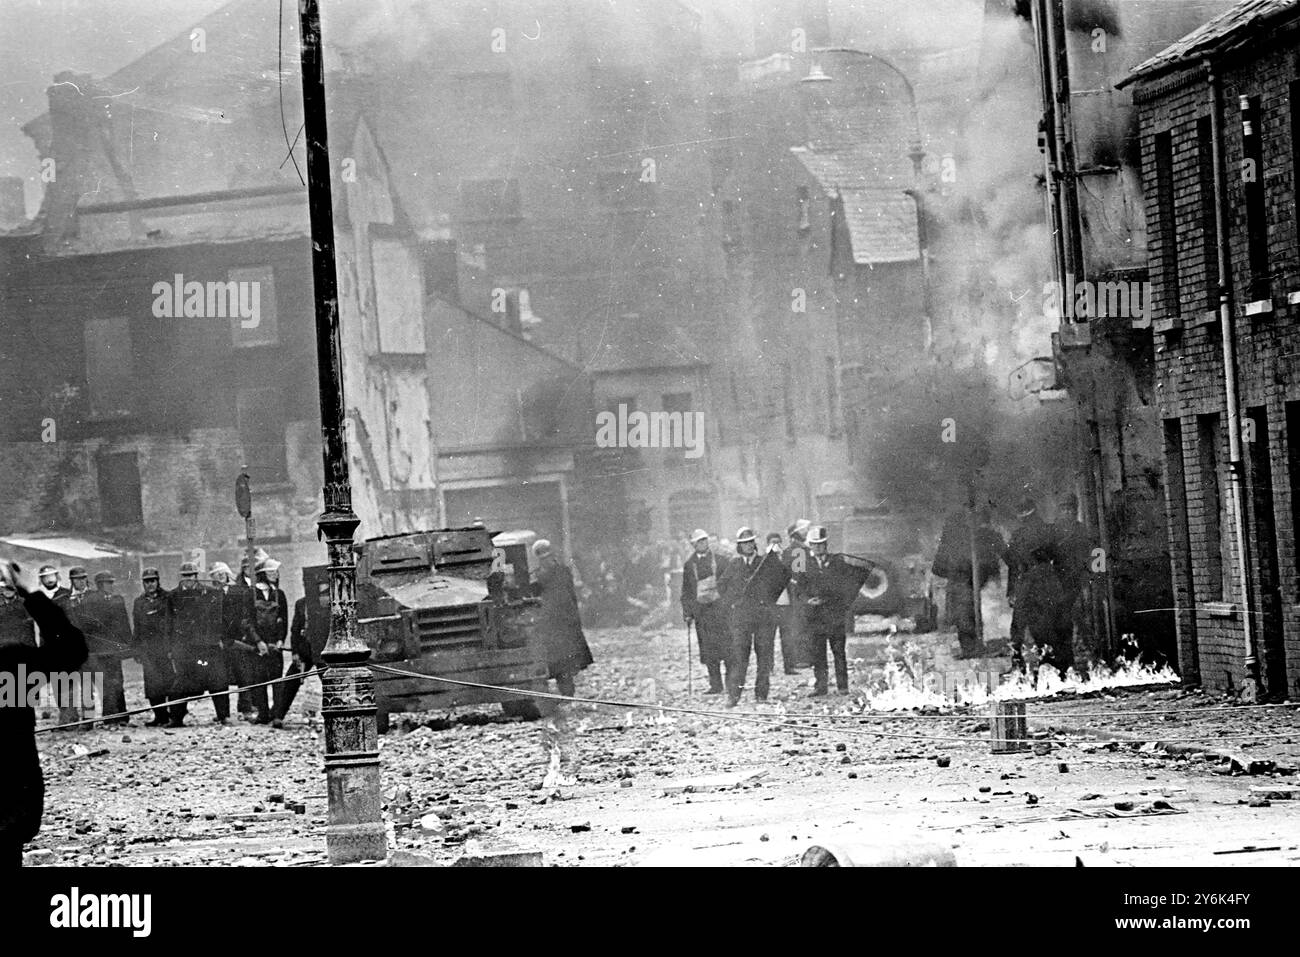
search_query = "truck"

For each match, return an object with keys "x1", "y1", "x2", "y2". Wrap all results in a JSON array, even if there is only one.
[{"x1": 304, "y1": 524, "x2": 553, "y2": 733}]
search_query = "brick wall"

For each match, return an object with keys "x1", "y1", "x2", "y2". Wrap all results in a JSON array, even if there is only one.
[{"x1": 1137, "y1": 23, "x2": 1300, "y2": 696}]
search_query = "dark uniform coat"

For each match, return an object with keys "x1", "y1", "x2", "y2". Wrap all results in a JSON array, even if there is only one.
[
  {"x1": 1, "y1": 593, "x2": 87, "y2": 852},
  {"x1": 289, "y1": 596, "x2": 330, "y2": 667},
  {"x1": 171, "y1": 583, "x2": 228, "y2": 695},
  {"x1": 132, "y1": 590, "x2": 174, "y2": 701},
  {"x1": 0, "y1": 593, "x2": 35, "y2": 651},
  {"x1": 1005, "y1": 515, "x2": 1072, "y2": 665},
  {"x1": 792, "y1": 553, "x2": 871, "y2": 636},
  {"x1": 681, "y1": 549, "x2": 728, "y2": 664},
  {"x1": 531, "y1": 558, "x2": 594, "y2": 679}
]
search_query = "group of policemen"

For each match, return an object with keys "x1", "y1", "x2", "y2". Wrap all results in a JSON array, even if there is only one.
[
  {"x1": 681, "y1": 520, "x2": 873, "y2": 706},
  {"x1": 0, "y1": 552, "x2": 331, "y2": 729},
  {"x1": 932, "y1": 492, "x2": 1091, "y2": 674}
]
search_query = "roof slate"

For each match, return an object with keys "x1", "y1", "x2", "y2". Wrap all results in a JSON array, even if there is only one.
[{"x1": 1122, "y1": 0, "x2": 1298, "y2": 86}]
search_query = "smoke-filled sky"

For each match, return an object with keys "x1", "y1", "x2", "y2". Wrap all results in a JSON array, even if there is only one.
[
  {"x1": 0, "y1": 0, "x2": 989, "y2": 216},
  {"x1": 0, "y1": 0, "x2": 228, "y2": 214}
]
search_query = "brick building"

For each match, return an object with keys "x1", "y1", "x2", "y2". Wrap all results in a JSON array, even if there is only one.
[{"x1": 1122, "y1": 0, "x2": 1300, "y2": 698}]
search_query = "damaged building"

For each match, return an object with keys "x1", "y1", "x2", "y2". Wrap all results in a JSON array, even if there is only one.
[{"x1": 1123, "y1": 0, "x2": 1300, "y2": 698}]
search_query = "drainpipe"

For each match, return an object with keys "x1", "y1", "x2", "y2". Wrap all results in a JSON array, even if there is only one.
[{"x1": 1206, "y1": 60, "x2": 1260, "y2": 702}]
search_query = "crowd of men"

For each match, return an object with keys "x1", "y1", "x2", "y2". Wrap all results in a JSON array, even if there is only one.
[
  {"x1": 932, "y1": 492, "x2": 1091, "y2": 674},
  {"x1": 0, "y1": 550, "x2": 331, "y2": 730},
  {"x1": 681, "y1": 520, "x2": 874, "y2": 707}
]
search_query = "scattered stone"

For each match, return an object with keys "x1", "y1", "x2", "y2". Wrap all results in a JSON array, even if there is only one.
[
  {"x1": 978, "y1": 786, "x2": 992, "y2": 793},
  {"x1": 621, "y1": 826, "x2": 637, "y2": 834},
  {"x1": 569, "y1": 822, "x2": 591, "y2": 833},
  {"x1": 835, "y1": 743, "x2": 846, "y2": 752},
  {"x1": 1025, "y1": 793, "x2": 1039, "y2": 805},
  {"x1": 936, "y1": 756, "x2": 951, "y2": 768},
  {"x1": 1248, "y1": 798, "x2": 1272, "y2": 808},
  {"x1": 417, "y1": 814, "x2": 446, "y2": 837},
  {"x1": 1113, "y1": 801, "x2": 1134, "y2": 812},
  {"x1": 847, "y1": 772, "x2": 858, "y2": 779},
  {"x1": 839, "y1": 755, "x2": 850, "y2": 765},
  {"x1": 1058, "y1": 763, "x2": 1069, "y2": 773},
  {"x1": 1081, "y1": 793, "x2": 1102, "y2": 801}
]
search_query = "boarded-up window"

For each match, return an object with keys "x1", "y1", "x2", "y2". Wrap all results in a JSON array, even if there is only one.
[
  {"x1": 237, "y1": 388, "x2": 288, "y2": 483},
  {"x1": 1197, "y1": 414, "x2": 1229, "y2": 601},
  {"x1": 98, "y1": 451, "x2": 144, "y2": 526},
  {"x1": 84, "y1": 316, "x2": 134, "y2": 418},
  {"x1": 661, "y1": 392, "x2": 695, "y2": 465},
  {"x1": 229, "y1": 266, "x2": 279, "y2": 348},
  {"x1": 372, "y1": 238, "x2": 426, "y2": 354},
  {"x1": 1154, "y1": 131, "x2": 1179, "y2": 317}
]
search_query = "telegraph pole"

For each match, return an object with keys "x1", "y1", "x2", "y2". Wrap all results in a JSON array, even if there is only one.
[{"x1": 297, "y1": 0, "x2": 385, "y2": 863}]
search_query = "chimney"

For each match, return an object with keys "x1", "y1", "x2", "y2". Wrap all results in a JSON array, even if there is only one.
[{"x1": 0, "y1": 177, "x2": 25, "y2": 228}]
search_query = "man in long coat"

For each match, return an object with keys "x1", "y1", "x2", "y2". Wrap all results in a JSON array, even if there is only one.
[
  {"x1": 528, "y1": 540, "x2": 593, "y2": 697},
  {"x1": 0, "y1": 560, "x2": 87, "y2": 866},
  {"x1": 132, "y1": 567, "x2": 175, "y2": 727},
  {"x1": 680, "y1": 529, "x2": 729, "y2": 694},
  {"x1": 719, "y1": 526, "x2": 790, "y2": 705},
  {"x1": 1005, "y1": 498, "x2": 1072, "y2": 674},
  {"x1": 85, "y1": 571, "x2": 131, "y2": 726},
  {"x1": 790, "y1": 526, "x2": 873, "y2": 696},
  {"x1": 932, "y1": 507, "x2": 1005, "y2": 658},
  {"x1": 170, "y1": 562, "x2": 230, "y2": 726}
]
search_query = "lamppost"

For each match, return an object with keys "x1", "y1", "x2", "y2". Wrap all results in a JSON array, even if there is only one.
[{"x1": 297, "y1": 0, "x2": 385, "y2": 863}]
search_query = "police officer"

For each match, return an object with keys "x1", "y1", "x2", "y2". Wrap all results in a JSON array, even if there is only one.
[
  {"x1": 275, "y1": 579, "x2": 330, "y2": 726},
  {"x1": 681, "y1": 529, "x2": 730, "y2": 694},
  {"x1": 132, "y1": 567, "x2": 175, "y2": 727},
  {"x1": 243, "y1": 558, "x2": 287, "y2": 725},
  {"x1": 778, "y1": 520, "x2": 812, "y2": 673},
  {"x1": 87, "y1": 571, "x2": 131, "y2": 726},
  {"x1": 56, "y1": 567, "x2": 94, "y2": 728},
  {"x1": 38, "y1": 565, "x2": 69, "y2": 605},
  {"x1": 0, "y1": 574, "x2": 34, "y2": 651},
  {"x1": 169, "y1": 561, "x2": 230, "y2": 726},
  {"x1": 791, "y1": 526, "x2": 872, "y2": 696},
  {"x1": 720, "y1": 526, "x2": 789, "y2": 706}
]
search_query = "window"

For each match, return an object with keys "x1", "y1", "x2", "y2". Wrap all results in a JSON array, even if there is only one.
[
  {"x1": 1154, "y1": 131, "x2": 1180, "y2": 317},
  {"x1": 1197, "y1": 414, "x2": 1230, "y2": 601},
  {"x1": 1163, "y1": 418, "x2": 1198, "y2": 679},
  {"x1": 371, "y1": 237, "x2": 426, "y2": 354},
  {"x1": 1292, "y1": 82, "x2": 1300, "y2": 278},
  {"x1": 98, "y1": 451, "x2": 143, "y2": 526},
  {"x1": 1241, "y1": 96, "x2": 1270, "y2": 301},
  {"x1": 1197, "y1": 117, "x2": 1220, "y2": 311},
  {"x1": 84, "y1": 316, "x2": 134, "y2": 418},
  {"x1": 1286, "y1": 401, "x2": 1300, "y2": 586},
  {"x1": 237, "y1": 388, "x2": 288, "y2": 483},
  {"x1": 610, "y1": 395, "x2": 638, "y2": 461},
  {"x1": 229, "y1": 266, "x2": 279, "y2": 348},
  {"x1": 661, "y1": 392, "x2": 695, "y2": 465},
  {"x1": 457, "y1": 179, "x2": 521, "y2": 222}
]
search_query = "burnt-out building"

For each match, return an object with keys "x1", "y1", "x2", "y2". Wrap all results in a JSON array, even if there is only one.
[
  {"x1": 1123, "y1": 0, "x2": 1300, "y2": 698},
  {"x1": 0, "y1": 2, "x2": 592, "y2": 589},
  {"x1": 1002, "y1": 0, "x2": 1236, "y2": 667}
]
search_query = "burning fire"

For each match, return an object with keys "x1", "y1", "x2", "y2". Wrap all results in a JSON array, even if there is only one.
[{"x1": 849, "y1": 655, "x2": 1178, "y2": 713}]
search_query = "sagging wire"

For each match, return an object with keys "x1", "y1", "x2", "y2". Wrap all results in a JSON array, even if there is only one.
[
  {"x1": 368, "y1": 663, "x2": 1300, "y2": 747},
  {"x1": 34, "y1": 667, "x2": 325, "y2": 735}
]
